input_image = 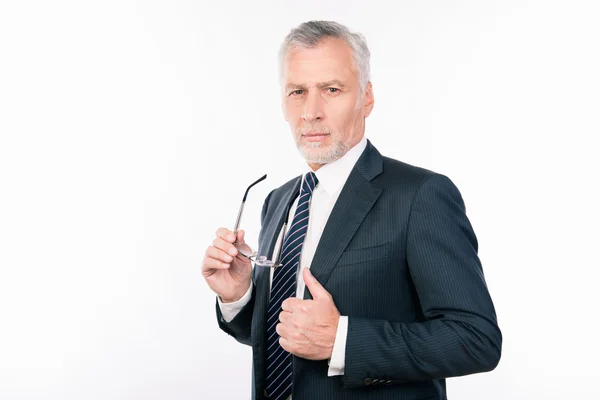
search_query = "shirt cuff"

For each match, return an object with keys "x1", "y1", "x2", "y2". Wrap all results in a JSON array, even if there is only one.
[
  {"x1": 327, "y1": 315, "x2": 348, "y2": 376},
  {"x1": 217, "y1": 284, "x2": 253, "y2": 323}
]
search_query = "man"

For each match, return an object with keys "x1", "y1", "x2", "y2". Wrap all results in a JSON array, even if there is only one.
[{"x1": 202, "y1": 20, "x2": 501, "y2": 400}]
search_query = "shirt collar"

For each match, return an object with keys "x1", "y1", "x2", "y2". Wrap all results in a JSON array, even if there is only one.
[{"x1": 302, "y1": 135, "x2": 368, "y2": 195}]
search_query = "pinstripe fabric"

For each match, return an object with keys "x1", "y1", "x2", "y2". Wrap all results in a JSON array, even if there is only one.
[
  {"x1": 264, "y1": 172, "x2": 318, "y2": 400},
  {"x1": 216, "y1": 140, "x2": 502, "y2": 400}
]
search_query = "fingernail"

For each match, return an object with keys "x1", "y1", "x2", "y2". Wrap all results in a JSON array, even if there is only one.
[
  {"x1": 227, "y1": 234, "x2": 234, "y2": 242},
  {"x1": 228, "y1": 248, "x2": 237, "y2": 256},
  {"x1": 225, "y1": 254, "x2": 233, "y2": 262}
]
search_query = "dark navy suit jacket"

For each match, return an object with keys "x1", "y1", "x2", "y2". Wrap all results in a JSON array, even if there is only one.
[{"x1": 217, "y1": 140, "x2": 502, "y2": 399}]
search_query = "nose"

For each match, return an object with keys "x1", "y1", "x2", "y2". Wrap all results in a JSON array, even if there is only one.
[{"x1": 302, "y1": 91, "x2": 324, "y2": 123}]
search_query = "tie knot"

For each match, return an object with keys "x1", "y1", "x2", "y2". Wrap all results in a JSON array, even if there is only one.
[{"x1": 301, "y1": 172, "x2": 318, "y2": 194}]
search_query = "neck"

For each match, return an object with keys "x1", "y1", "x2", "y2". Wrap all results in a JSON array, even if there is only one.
[{"x1": 307, "y1": 162, "x2": 324, "y2": 171}]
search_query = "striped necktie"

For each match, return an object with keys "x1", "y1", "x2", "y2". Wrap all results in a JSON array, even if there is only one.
[{"x1": 264, "y1": 172, "x2": 318, "y2": 400}]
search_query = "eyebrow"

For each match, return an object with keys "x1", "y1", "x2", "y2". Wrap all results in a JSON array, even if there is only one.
[{"x1": 286, "y1": 80, "x2": 347, "y2": 90}]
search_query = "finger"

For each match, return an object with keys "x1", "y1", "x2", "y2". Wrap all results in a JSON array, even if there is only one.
[
  {"x1": 205, "y1": 246, "x2": 234, "y2": 263},
  {"x1": 281, "y1": 297, "x2": 304, "y2": 313},
  {"x1": 276, "y1": 322, "x2": 288, "y2": 339},
  {"x1": 215, "y1": 227, "x2": 236, "y2": 243},
  {"x1": 279, "y1": 337, "x2": 293, "y2": 354},
  {"x1": 278, "y1": 310, "x2": 293, "y2": 325},
  {"x1": 213, "y1": 236, "x2": 238, "y2": 257},
  {"x1": 236, "y1": 229, "x2": 245, "y2": 244},
  {"x1": 303, "y1": 267, "x2": 331, "y2": 300},
  {"x1": 201, "y1": 256, "x2": 230, "y2": 271}
]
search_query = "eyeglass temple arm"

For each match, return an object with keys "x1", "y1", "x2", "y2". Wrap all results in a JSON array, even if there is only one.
[{"x1": 232, "y1": 174, "x2": 267, "y2": 237}]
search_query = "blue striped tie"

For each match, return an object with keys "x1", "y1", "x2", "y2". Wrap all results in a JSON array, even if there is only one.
[{"x1": 264, "y1": 172, "x2": 318, "y2": 400}]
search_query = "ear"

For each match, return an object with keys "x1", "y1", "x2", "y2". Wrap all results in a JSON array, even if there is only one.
[{"x1": 363, "y1": 82, "x2": 374, "y2": 118}]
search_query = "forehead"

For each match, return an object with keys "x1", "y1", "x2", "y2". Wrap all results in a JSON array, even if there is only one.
[{"x1": 282, "y1": 37, "x2": 357, "y2": 86}]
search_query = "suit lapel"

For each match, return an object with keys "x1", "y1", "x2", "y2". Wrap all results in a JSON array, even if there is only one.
[
  {"x1": 304, "y1": 140, "x2": 383, "y2": 299},
  {"x1": 252, "y1": 177, "x2": 301, "y2": 342},
  {"x1": 253, "y1": 176, "x2": 301, "y2": 302},
  {"x1": 261, "y1": 178, "x2": 301, "y2": 262}
]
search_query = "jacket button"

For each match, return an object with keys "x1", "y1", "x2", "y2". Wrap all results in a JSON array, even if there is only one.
[
  {"x1": 372, "y1": 379, "x2": 380, "y2": 384},
  {"x1": 385, "y1": 380, "x2": 392, "y2": 385},
  {"x1": 363, "y1": 378, "x2": 373, "y2": 385}
]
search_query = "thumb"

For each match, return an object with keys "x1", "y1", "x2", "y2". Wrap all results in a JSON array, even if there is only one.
[{"x1": 303, "y1": 267, "x2": 330, "y2": 300}]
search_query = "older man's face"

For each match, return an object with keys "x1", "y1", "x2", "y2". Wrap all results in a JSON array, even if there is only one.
[{"x1": 281, "y1": 37, "x2": 374, "y2": 169}]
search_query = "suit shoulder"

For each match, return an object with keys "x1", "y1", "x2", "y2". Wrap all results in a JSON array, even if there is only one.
[
  {"x1": 379, "y1": 156, "x2": 465, "y2": 204},
  {"x1": 380, "y1": 156, "x2": 438, "y2": 185}
]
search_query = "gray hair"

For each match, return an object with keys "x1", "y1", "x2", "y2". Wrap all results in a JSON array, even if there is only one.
[{"x1": 278, "y1": 21, "x2": 371, "y2": 92}]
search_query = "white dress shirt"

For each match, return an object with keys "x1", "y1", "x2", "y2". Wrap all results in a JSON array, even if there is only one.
[{"x1": 218, "y1": 135, "x2": 368, "y2": 380}]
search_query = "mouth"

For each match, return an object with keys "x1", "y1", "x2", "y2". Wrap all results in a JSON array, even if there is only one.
[{"x1": 302, "y1": 133, "x2": 330, "y2": 142}]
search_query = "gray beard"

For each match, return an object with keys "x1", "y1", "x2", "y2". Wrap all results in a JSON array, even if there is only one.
[{"x1": 295, "y1": 138, "x2": 349, "y2": 165}]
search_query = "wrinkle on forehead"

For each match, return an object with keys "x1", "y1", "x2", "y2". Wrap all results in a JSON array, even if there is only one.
[{"x1": 282, "y1": 38, "x2": 359, "y2": 89}]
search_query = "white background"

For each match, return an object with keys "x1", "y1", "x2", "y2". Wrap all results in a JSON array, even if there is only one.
[{"x1": 1, "y1": 1, "x2": 599, "y2": 399}]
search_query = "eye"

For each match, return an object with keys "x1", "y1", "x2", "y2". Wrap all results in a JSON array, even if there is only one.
[
  {"x1": 327, "y1": 87, "x2": 340, "y2": 93},
  {"x1": 289, "y1": 89, "x2": 304, "y2": 96}
]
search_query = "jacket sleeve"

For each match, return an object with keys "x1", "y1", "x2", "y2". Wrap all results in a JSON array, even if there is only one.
[
  {"x1": 216, "y1": 284, "x2": 256, "y2": 346},
  {"x1": 342, "y1": 174, "x2": 502, "y2": 388},
  {"x1": 215, "y1": 189, "x2": 274, "y2": 346}
]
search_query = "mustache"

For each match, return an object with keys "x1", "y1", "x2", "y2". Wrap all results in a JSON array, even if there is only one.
[{"x1": 296, "y1": 125, "x2": 332, "y2": 135}]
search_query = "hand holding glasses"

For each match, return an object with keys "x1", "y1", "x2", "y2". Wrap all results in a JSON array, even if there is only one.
[{"x1": 232, "y1": 174, "x2": 290, "y2": 268}]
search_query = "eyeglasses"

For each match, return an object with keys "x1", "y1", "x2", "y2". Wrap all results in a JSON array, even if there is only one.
[{"x1": 232, "y1": 174, "x2": 291, "y2": 268}]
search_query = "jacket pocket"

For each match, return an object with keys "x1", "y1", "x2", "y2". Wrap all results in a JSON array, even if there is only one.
[{"x1": 336, "y1": 242, "x2": 391, "y2": 267}]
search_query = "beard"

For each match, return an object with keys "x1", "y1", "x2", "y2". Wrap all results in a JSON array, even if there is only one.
[{"x1": 294, "y1": 124, "x2": 349, "y2": 165}]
